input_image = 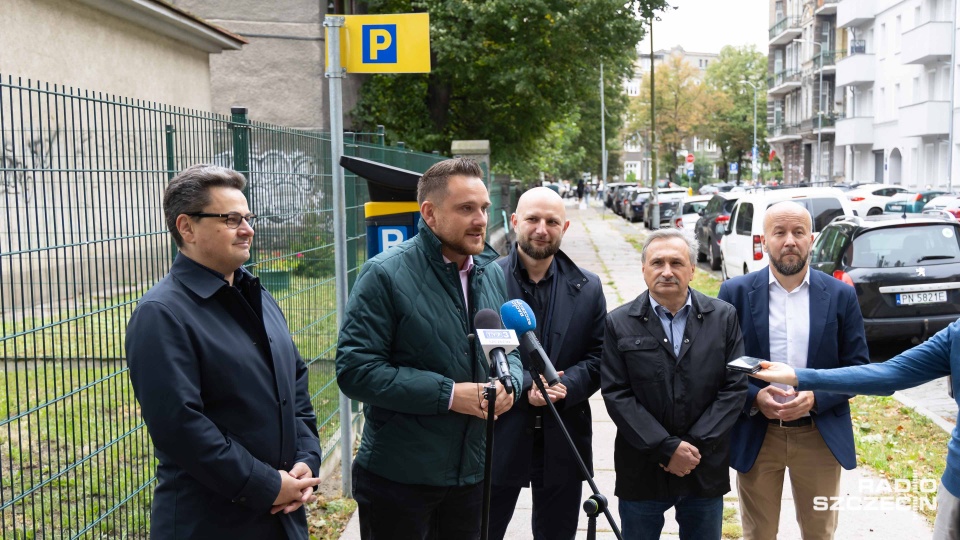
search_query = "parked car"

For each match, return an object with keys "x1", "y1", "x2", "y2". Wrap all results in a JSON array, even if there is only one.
[
  {"x1": 604, "y1": 182, "x2": 629, "y2": 209},
  {"x1": 617, "y1": 187, "x2": 640, "y2": 220},
  {"x1": 643, "y1": 189, "x2": 689, "y2": 229},
  {"x1": 924, "y1": 195, "x2": 960, "y2": 218},
  {"x1": 885, "y1": 190, "x2": 950, "y2": 214},
  {"x1": 624, "y1": 188, "x2": 652, "y2": 223},
  {"x1": 611, "y1": 184, "x2": 636, "y2": 215},
  {"x1": 720, "y1": 187, "x2": 854, "y2": 280},
  {"x1": 695, "y1": 192, "x2": 741, "y2": 270},
  {"x1": 674, "y1": 195, "x2": 713, "y2": 230},
  {"x1": 809, "y1": 213, "x2": 960, "y2": 343},
  {"x1": 845, "y1": 183, "x2": 911, "y2": 216}
]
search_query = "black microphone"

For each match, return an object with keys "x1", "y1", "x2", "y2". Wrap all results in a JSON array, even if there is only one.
[
  {"x1": 474, "y1": 309, "x2": 518, "y2": 394},
  {"x1": 499, "y1": 299, "x2": 561, "y2": 387}
]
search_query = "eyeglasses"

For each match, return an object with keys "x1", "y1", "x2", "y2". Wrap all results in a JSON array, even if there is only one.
[{"x1": 185, "y1": 212, "x2": 257, "y2": 229}]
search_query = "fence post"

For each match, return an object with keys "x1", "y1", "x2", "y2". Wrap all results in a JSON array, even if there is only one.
[
  {"x1": 230, "y1": 107, "x2": 253, "y2": 262},
  {"x1": 165, "y1": 124, "x2": 178, "y2": 262},
  {"x1": 343, "y1": 132, "x2": 358, "y2": 291}
]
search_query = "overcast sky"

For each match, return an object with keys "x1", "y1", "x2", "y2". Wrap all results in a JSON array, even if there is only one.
[{"x1": 637, "y1": 0, "x2": 770, "y2": 56}]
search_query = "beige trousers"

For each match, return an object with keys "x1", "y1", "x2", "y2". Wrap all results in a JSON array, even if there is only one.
[{"x1": 737, "y1": 423, "x2": 842, "y2": 540}]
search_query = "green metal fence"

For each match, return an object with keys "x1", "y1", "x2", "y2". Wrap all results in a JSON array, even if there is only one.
[{"x1": 0, "y1": 75, "x2": 447, "y2": 538}]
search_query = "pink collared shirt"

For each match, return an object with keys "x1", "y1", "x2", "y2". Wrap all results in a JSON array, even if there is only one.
[{"x1": 443, "y1": 254, "x2": 475, "y2": 410}]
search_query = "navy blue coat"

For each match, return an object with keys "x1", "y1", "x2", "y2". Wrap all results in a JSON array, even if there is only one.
[
  {"x1": 718, "y1": 267, "x2": 870, "y2": 472},
  {"x1": 125, "y1": 254, "x2": 322, "y2": 539},
  {"x1": 492, "y1": 247, "x2": 605, "y2": 486}
]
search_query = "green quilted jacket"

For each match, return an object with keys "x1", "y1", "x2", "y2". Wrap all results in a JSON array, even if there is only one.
[{"x1": 335, "y1": 220, "x2": 523, "y2": 486}]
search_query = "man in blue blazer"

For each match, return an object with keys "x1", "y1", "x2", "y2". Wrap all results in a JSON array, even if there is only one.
[{"x1": 718, "y1": 201, "x2": 869, "y2": 540}]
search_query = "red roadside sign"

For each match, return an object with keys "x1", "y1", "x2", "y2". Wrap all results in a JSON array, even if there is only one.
[{"x1": 686, "y1": 154, "x2": 695, "y2": 164}]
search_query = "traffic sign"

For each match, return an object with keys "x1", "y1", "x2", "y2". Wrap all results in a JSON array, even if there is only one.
[
  {"x1": 729, "y1": 162, "x2": 739, "y2": 174},
  {"x1": 687, "y1": 169, "x2": 694, "y2": 178},
  {"x1": 752, "y1": 146, "x2": 759, "y2": 159},
  {"x1": 338, "y1": 13, "x2": 431, "y2": 73},
  {"x1": 686, "y1": 153, "x2": 695, "y2": 164}
]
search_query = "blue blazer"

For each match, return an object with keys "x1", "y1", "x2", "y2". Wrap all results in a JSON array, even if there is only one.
[{"x1": 718, "y1": 267, "x2": 870, "y2": 472}]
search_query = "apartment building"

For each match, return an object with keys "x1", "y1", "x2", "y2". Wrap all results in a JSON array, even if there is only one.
[
  {"x1": 623, "y1": 46, "x2": 721, "y2": 183},
  {"x1": 767, "y1": 0, "x2": 843, "y2": 185},
  {"x1": 835, "y1": 0, "x2": 957, "y2": 190}
]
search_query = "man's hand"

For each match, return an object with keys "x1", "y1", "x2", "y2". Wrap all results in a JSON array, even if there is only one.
[
  {"x1": 778, "y1": 391, "x2": 815, "y2": 421},
  {"x1": 271, "y1": 466, "x2": 322, "y2": 514},
  {"x1": 755, "y1": 385, "x2": 790, "y2": 419},
  {"x1": 527, "y1": 371, "x2": 567, "y2": 407},
  {"x1": 662, "y1": 441, "x2": 701, "y2": 477},
  {"x1": 450, "y1": 382, "x2": 486, "y2": 419},
  {"x1": 480, "y1": 380, "x2": 514, "y2": 418}
]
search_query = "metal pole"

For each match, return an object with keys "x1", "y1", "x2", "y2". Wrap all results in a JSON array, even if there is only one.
[
  {"x1": 753, "y1": 85, "x2": 758, "y2": 182},
  {"x1": 817, "y1": 42, "x2": 823, "y2": 185},
  {"x1": 600, "y1": 62, "x2": 607, "y2": 193},
  {"x1": 948, "y1": 0, "x2": 957, "y2": 191},
  {"x1": 650, "y1": 16, "x2": 659, "y2": 229},
  {"x1": 324, "y1": 14, "x2": 353, "y2": 498}
]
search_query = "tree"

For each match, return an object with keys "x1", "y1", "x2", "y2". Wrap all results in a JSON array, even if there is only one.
[
  {"x1": 625, "y1": 54, "x2": 707, "y2": 184},
  {"x1": 703, "y1": 45, "x2": 769, "y2": 183},
  {"x1": 350, "y1": 0, "x2": 669, "y2": 177}
]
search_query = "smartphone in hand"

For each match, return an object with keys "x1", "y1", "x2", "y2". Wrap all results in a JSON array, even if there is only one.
[{"x1": 727, "y1": 355, "x2": 765, "y2": 374}]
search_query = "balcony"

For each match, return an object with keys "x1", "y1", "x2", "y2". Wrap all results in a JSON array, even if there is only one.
[
  {"x1": 815, "y1": 0, "x2": 839, "y2": 16},
  {"x1": 899, "y1": 101, "x2": 950, "y2": 137},
  {"x1": 767, "y1": 123, "x2": 802, "y2": 143},
  {"x1": 836, "y1": 116, "x2": 873, "y2": 146},
  {"x1": 769, "y1": 17, "x2": 802, "y2": 46},
  {"x1": 836, "y1": 51, "x2": 875, "y2": 87},
  {"x1": 767, "y1": 69, "x2": 803, "y2": 96},
  {"x1": 814, "y1": 50, "x2": 846, "y2": 76},
  {"x1": 838, "y1": 0, "x2": 876, "y2": 28},
  {"x1": 902, "y1": 21, "x2": 952, "y2": 64}
]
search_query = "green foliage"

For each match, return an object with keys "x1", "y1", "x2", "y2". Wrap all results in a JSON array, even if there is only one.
[
  {"x1": 703, "y1": 46, "x2": 769, "y2": 180},
  {"x1": 625, "y1": 171, "x2": 637, "y2": 183},
  {"x1": 351, "y1": 0, "x2": 670, "y2": 177},
  {"x1": 626, "y1": 53, "x2": 708, "y2": 180}
]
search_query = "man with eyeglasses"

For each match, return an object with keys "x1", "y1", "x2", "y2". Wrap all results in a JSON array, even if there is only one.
[{"x1": 125, "y1": 164, "x2": 323, "y2": 539}]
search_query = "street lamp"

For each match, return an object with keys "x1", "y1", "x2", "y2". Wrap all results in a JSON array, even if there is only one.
[
  {"x1": 794, "y1": 38, "x2": 823, "y2": 185},
  {"x1": 739, "y1": 79, "x2": 758, "y2": 184}
]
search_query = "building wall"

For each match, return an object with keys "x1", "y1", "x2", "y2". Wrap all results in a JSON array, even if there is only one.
[
  {"x1": 171, "y1": 0, "x2": 366, "y2": 130},
  {"x1": 1, "y1": 0, "x2": 214, "y2": 110},
  {"x1": 837, "y1": 0, "x2": 959, "y2": 190}
]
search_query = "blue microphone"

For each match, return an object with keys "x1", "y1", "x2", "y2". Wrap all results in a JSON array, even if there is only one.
[{"x1": 500, "y1": 299, "x2": 561, "y2": 387}]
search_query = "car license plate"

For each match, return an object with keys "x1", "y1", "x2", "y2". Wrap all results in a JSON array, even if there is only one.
[
  {"x1": 888, "y1": 205, "x2": 903, "y2": 211},
  {"x1": 897, "y1": 291, "x2": 947, "y2": 305}
]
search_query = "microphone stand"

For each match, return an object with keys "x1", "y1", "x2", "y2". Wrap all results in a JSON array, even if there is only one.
[
  {"x1": 529, "y1": 361, "x2": 623, "y2": 540},
  {"x1": 480, "y1": 377, "x2": 497, "y2": 540}
]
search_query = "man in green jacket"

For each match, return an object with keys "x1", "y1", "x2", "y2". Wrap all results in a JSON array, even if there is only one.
[{"x1": 336, "y1": 158, "x2": 523, "y2": 540}]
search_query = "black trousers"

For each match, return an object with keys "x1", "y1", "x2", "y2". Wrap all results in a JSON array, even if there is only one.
[
  {"x1": 487, "y1": 431, "x2": 583, "y2": 540},
  {"x1": 352, "y1": 462, "x2": 483, "y2": 540}
]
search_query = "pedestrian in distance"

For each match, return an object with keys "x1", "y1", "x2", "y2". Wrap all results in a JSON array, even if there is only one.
[
  {"x1": 335, "y1": 157, "x2": 523, "y2": 540},
  {"x1": 747, "y1": 324, "x2": 960, "y2": 540},
  {"x1": 488, "y1": 187, "x2": 606, "y2": 540},
  {"x1": 602, "y1": 228, "x2": 748, "y2": 540},
  {"x1": 125, "y1": 164, "x2": 323, "y2": 539},
  {"x1": 718, "y1": 201, "x2": 870, "y2": 540}
]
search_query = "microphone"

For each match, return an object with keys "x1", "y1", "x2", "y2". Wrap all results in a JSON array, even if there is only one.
[
  {"x1": 474, "y1": 309, "x2": 518, "y2": 394},
  {"x1": 499, "y1": 299, "x2": 561, "y2": 387}
]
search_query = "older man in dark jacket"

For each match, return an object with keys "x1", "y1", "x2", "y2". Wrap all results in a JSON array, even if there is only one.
[
  {"x1": 125, "y1": 164, "x2": 323, "y2": 539},
  {"x1": 602, "y1": 228, "x2": 747, "y2": 540},
  {"x1": 488, "y1": 187, "x2": 606, "y2": 540}
]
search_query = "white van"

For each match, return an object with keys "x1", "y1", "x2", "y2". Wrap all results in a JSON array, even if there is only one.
[{"x1": 719, "y1": 187, "x2": 855, "y2": 280}]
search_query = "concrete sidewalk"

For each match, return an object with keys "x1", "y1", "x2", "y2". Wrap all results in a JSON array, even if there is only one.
[{"x1": 338, "y1": 199, "x2": 938, "y2": 539}]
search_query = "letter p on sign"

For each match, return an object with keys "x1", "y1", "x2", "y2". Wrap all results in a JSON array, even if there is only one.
[{"x1": 363, "y1": 25, "x2": 397, "y2": 63}]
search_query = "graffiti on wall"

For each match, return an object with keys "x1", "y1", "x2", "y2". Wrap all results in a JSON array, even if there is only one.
[{"x1": 212, "y1": 148, "x2": 325, "y2": 228}]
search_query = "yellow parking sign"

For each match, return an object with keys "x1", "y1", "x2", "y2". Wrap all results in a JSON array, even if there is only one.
[{"x1": 339, "y1": 13, "x2": 431, "y2": 73}]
